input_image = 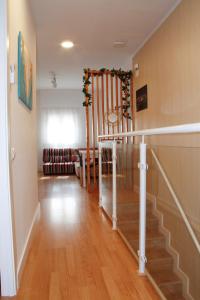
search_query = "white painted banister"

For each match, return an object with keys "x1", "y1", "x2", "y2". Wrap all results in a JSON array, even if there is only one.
[
  {"x1": 98, "y1": 143, "x2": 102, "y2": 207},
  {"x1": 98, "y1": 122, "x2": 200, "y2": 139},
  {"x1": 151, "y1": 149, "x2": 200, "y2": 254},
  {"x1": 112, "y1": 141, "x2": 117, "y2": 230},
  {"x1": 99, "y1": 122, "x2": 200, "y2": 275}
]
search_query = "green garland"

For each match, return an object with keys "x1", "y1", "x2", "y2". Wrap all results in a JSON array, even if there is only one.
[
  {"x1": 82, "y1": 68, "x2": 92, "y2": 106},
  {"x1": 82, "y1": 68, "x2": 132, "y2": 119}
]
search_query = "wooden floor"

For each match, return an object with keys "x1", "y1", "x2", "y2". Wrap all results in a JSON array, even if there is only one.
[{"x1": 2, "y1": 176, "x2": 160, "y2": 300}]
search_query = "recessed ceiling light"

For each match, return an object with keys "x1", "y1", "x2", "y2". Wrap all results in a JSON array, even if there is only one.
[
  {"x1": 61, "y1": 40, "x2": 74, "y2": 49},
  {"x1": 113, "y1": 41, "x2": 127, "y2": 48}
]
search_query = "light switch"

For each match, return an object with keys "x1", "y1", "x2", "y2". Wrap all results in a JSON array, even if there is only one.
[
  {"x1": 11, "y1": 147, "x2": 16, "y2": 161},
  {"x1": 10, "y1": 64, "x2": 15, "y2": 84}
]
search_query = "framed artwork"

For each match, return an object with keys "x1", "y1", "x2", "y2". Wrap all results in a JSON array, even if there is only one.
[
  {"x1": 18, "y1": 32, "x2": 32, "y2": 110},
  {"x1": 136, "y1": 85, "x2": 148, "y2": 112}
]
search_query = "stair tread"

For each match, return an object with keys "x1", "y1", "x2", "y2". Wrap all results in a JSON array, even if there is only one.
[
  {"x1": 151, "y1": 269, "x2": 181, "y2": 286},
  {"x1": 146, "y1": 246, "x2": 171, "y2": 261},
  {"x1": 160, "y1": 285, "x2": 186, "y2": 300},
  {"x1": 119, "y1": 224, "x2": 162, "y2": 239},
  {"x1": 117, "y1": 211, "x2": 153, "y2": 219},
  {"x1": 130, "y1": 236, "x2": 165, "y2": 250},
  {"x1": 118, "y1": 200, "x2": 152, "y2": 207},
  {"x1": 117, "y1": 203, "x2": 153, "y2": 212},
  {"x1": 118, "y1": 214, "x2": 158, "y2": 224}
]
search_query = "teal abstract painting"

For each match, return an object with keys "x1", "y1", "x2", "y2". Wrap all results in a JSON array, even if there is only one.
[{"x1": 18, "y1": 32, "x2": 32, "y2": 110}]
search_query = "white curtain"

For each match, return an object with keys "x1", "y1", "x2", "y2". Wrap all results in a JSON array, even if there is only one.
[{"x1": 39, "y1": 107, "x2": 86, "y2": 149}]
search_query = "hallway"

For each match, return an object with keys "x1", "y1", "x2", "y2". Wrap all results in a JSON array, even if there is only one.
[{"x1": 2, "y1": 176, "x2": 160, "y2": 300}]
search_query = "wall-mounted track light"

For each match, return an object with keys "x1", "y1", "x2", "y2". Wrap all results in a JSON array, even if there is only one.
[{"x1": 49, "y1": 71, "x2": 57, "y2": 88}]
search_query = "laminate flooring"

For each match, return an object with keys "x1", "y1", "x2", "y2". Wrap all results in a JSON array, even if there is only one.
[{"x1": 1, "y1": 175, "x2": 160, "y2": 300}]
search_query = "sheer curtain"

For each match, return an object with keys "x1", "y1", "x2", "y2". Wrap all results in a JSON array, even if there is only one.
[{"x1": 39, "y1": 107, "x2": 86, "y2": 149}]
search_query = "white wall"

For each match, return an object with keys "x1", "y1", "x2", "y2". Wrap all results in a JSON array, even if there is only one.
[
  {"x1": 9, "y1": 0, "x2": 38, "y2": 275},
  {"x1": 37, "y1": 89, "x2": 86, "y2": 171},
  {"x1": 38, "y1": 89, "x2": 85, "y2": 108}
]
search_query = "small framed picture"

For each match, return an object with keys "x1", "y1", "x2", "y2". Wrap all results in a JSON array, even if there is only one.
[{"x1": 136, "y1": 85, "x2": 148, "y2": 112}]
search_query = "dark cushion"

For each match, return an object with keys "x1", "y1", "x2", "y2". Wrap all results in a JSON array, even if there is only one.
[
  {"x1": 43, "y1": 148, "x2": 73, "y2": 163},
  {"x1": 43, "y1": 162, "x2": 75, "y2": 175}
]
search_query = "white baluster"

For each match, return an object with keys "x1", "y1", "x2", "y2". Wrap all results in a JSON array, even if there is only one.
[
  {"x1": 82, "y1": 152, "x2": 86, "y2": 188},
  {"x1": 98, "y1": 143, "x2": 102, "y2": 207},
  {"x1": 112, "y1": 141, "x2": 117, "y2": 230},
  {"x1": 138, "y1": 136, "x2": 147, "y2": 274}
]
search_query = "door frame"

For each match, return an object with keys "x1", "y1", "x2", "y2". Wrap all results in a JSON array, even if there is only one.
[{"x1": 0, "y1": 0, "x2": 17, "y2": 296}]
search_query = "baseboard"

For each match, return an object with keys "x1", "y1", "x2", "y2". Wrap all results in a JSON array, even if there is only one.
[{"x1": 17, "y1": 203, "x2": 40, "y2": 287}]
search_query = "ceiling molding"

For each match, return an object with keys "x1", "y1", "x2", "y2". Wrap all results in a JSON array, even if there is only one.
[{"x1": 131, "y1": 0, "x2": 182, "y2": 60}]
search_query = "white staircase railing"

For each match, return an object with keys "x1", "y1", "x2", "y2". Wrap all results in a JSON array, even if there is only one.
[{"x1": 98, "y1": 122, "x2": 200, "y2": 274}]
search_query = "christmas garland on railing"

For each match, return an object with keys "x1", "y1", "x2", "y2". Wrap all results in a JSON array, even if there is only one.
[{"x1": 82, "y1": 68, "x2": 132, "y2": 119}]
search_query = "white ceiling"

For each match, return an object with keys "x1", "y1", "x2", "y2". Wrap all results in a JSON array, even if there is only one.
[{"x1": 29, "y1": 0, "x2": 180, "y2": 90}]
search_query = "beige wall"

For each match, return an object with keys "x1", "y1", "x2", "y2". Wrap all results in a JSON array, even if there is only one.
[
  {"x1": 9, "y1": 0, "x2": 38, "y2": 273},
  {"x1": 133, "y1": 0, "x2": 200, "y2": 147},
  {"x1": 132, "y1": 1, "x2": 200, "y2": 299}
]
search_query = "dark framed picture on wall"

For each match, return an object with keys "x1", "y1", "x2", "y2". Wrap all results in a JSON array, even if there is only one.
[{"x1": 136, "y1": 85, "x2": 148, "y2": 112}]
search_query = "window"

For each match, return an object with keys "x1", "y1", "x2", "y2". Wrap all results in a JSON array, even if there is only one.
[{"x1": 39, "y1": 107, "x2": 85, "y2": 148}]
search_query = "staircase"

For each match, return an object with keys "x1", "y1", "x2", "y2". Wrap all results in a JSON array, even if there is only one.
[{"x1": 117, "y1": 198, "x2": 186, "y2": 300}]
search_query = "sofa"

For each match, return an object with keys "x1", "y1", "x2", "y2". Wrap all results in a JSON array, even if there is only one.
[
  {"x1": 43, "y1": 148, "x2": 79, "y2": 175},
  {"x1": 42, "y1": 147, "x2": 112, "y2": 176}
]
